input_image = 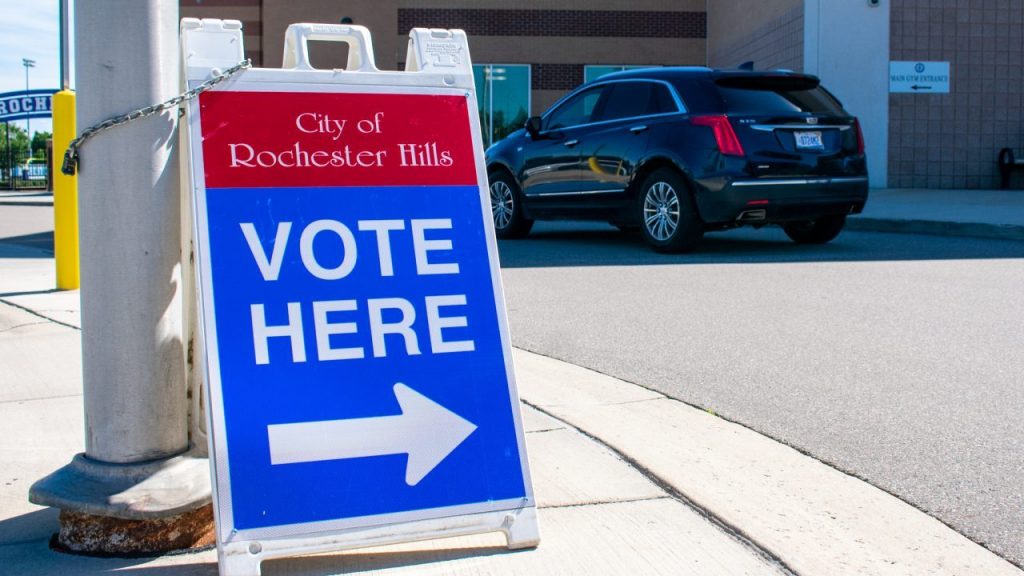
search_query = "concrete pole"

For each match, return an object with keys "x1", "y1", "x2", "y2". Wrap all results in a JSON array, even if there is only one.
[
  {"x1": 78, "y1": 0, "x2": 186, "y2": 464},
  {"x1": 30, "y1": 0, "x2": 212, "y2": 555}
]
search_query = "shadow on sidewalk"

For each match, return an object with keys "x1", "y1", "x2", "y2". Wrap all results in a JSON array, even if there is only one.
[
  {"x1": 0, "y1": 288, "x2": 63, "y2": 299},
  {"x1": 264, "y1": 545, "x2": 523, "y2": 575},
  {"x1": 0, "y1": 508, "x2": 58, "y2": 547},
  {"x1": 0, "y1": 233, "x2": 54, "y2": 258}
]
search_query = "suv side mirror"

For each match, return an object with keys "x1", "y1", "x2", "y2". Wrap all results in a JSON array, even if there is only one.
[{"x1": 525, "y1": 116, "x2": 543, "y2": 138}]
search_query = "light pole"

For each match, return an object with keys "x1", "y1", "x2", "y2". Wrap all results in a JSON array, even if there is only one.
[{"x1": 22, "y1": 58, "x2": 35, "y2": 153}]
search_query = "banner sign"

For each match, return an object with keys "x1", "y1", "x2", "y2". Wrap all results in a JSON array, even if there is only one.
[
  {"x1": 182, "y1": 19, "x2": 537, "y2": 575},
  {"x1": 0, "y1": 89, "x2": 56, "y2": 123}
]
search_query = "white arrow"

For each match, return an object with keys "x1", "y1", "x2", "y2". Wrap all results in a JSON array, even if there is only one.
[{"x1": 266, "y1": 383, "x2": 478, "y2": 486}]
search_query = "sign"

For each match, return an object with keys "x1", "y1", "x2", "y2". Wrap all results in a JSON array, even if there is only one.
[
  {"x1": 0, "y1": 89, "x2": 56, "y2": 123},
  {"x1": 183, "y1": 20, "x2": 537, "y2": 574},
  {"x1": 890, "y1": 61, "x2": 950, "y2": 93}
]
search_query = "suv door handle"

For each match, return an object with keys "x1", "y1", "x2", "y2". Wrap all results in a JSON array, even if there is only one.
[
  {"x1": 563, "y1": 139, "x2": 579, "y2": 147},
  {"x1": 629, "y1": 125, "x2": 648, "y2": 134}
]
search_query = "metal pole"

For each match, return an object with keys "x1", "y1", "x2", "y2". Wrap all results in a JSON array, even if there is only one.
[
  {"x1": 4, "y1": 122, "x2": 9, "y2": 188},
  {"x1": 53, "y1": 90, "x2": 79, "y2": 289},
  {"x1": 29, "y1": 0, "x2": 212, "y2": 555},
  {"x1": 22, "y1": 58, "x2": 34, "y2": 150},
  {"x1": 60, "y1": 0, "x2": 71, "y2": 91},
  {"x1": 8, "y1": 121, "x2": 15, "y2": 192}
]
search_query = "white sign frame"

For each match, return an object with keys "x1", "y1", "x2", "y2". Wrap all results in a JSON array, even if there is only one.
[{"x1": 180, "y1": 19, "x2": 539, "y2": 576}]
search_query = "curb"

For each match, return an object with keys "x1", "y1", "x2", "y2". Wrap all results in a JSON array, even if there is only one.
[
  {"x1": 0, "y1": 200, "x2": 54, "y2": 207},
  {"x1": 847, "y1": 216, "x2": 1024, "y2": 241}
]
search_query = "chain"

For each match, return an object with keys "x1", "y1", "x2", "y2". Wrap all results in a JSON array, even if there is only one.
[{"x1": 61, "y1": 59, "x2": 251, "y2": 176}]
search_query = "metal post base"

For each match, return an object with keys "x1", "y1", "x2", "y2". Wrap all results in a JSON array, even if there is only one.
[{"x1": 29, "y1": 452, "x2": 213, "y2": 555}]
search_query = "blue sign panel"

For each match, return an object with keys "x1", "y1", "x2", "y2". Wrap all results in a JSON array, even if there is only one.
[
  {"x1": 0, "y1": 89, "x2": 56, "y2": 123},
  {"x1": 204, "y1": 184, "x2": 526, "y2": 530}
]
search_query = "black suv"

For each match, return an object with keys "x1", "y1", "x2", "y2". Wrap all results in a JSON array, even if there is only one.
[{"x1": 485, "y1": 67, "x2": 868, "y2": 253}]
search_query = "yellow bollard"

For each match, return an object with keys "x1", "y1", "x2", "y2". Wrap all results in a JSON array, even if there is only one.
[{"x1": 53, "y1": 90, "x2": 79, "y2": 290}]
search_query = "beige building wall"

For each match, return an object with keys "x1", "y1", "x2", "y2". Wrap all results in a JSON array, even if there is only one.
[
  {"x1": 889, "y1": 2, "x2": 1024, "y2": 189},
  {"x1": 707, "y1": 0, "x2": 803, "y2": 71}
]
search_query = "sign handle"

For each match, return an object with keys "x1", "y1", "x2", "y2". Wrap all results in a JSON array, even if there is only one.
[{"x1": 283, "y1": 23, "x2": 377, "y2": 72}]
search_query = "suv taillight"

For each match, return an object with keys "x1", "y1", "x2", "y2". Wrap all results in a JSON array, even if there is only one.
[
  {"x1": 691, "y1": 115, "x2": 745, "y2": 157},
  {"x1": 854, "y1": 118, "x2": 866, "y2": 155}
]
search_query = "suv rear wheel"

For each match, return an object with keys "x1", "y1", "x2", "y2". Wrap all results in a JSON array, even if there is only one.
[
  {"x1": 783, "y1": 214, "x2": 847, "y2": 244},
  {"x1": 488, "y1": 170, "x2": 534, "y2": 239},
  {"x1": 638, "y1": 168, "x2": 703, "y2": 253}
]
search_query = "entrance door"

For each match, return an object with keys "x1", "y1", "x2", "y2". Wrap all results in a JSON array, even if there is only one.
[{"x1": 473, "y1": 64, "x2": 531, "y2": 148}]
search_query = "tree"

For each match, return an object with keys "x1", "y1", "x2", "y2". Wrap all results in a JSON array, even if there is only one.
[
  {"x1": 1, "y1": 123, "x2": 30, "y2": 156},
  {"x1": 31, "y1": 131, "x2": 52, "y2": 158},
  {"x1": 0, "y1": 123, "x2": 30, "y2": 178}
]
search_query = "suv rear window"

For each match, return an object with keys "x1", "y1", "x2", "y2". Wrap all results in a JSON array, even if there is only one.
[{"x1": 714, "y1": 76, "x2": 844, "y2": 115}]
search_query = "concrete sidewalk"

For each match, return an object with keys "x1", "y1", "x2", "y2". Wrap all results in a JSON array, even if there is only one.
[
  {"x1": 5, "y1": 186, "x2": 1024, "y2": 240},
  {"x1": 2, "y1": 241, "x2": 1022, "y2": 573},
  {"x1": 848, "y1": 187, "x2": 1024, "y2": 240},
  {"x1": 0, "y1": 190, "x2": 53, "y2": 207}
]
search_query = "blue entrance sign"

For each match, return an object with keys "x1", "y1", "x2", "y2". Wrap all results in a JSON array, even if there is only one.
[{"x1": 0, "y1": 89, "x2": 56, "y2": 123}]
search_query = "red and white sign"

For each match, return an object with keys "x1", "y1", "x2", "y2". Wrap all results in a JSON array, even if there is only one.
[{"x1": 200, "y1": 92, "x2": 478, "y2": 188}]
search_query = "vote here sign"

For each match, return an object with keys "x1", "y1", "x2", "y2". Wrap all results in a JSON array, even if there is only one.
[{"x1": 193, "y1": 88, "x2": 532, "y2": 536}]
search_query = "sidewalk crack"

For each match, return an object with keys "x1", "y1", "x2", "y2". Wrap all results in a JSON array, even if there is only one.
[
  {"x1": 539, "y1": 495, "x2": 672, "y2": 510},
  {"x1": 0, "y1": 299, "x2": 80, "y2": 331},
  {"x1": 522, "y1": 399, "x2": 798, "y2": 576},
  {"x1": 0, "y1": 321, "x2": 50, "y2": 334},
  {"x1": 0, "y1": 393, "x2": 83, "y2": 406}
]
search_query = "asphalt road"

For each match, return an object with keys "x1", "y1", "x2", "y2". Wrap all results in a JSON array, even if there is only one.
[
  {"x1": 0, "y1": 200, "x2": 53, "y2": 256},
  {"x1": 498, "y1": 221, "x2": 1024, "y2": 568}
]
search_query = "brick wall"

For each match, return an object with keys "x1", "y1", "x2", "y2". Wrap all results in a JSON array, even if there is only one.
[
  {"x1": 707, "y1": 4, "x2": 803, "y2": 72},
  {"x1": 398, "y1": 7, "x2": 706, "y2": 109},
  {"x1": 397, "y1": 9, "x2": 705, "y2": 38},
  {"x1": 531, "y1": 64, "x2": 583, "y2": 91},
  {"x1": 889, "y1": 1, "x2": 1024, "y2": 189}
]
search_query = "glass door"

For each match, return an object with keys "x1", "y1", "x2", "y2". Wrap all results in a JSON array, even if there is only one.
[{"x1": 473, "y1": 64, "x2": 531, "y2": 148}]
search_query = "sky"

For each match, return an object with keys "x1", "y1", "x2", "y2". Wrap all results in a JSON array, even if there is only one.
[{"x1": 0, "y1": 0, "x2": 68, "y2": 135}]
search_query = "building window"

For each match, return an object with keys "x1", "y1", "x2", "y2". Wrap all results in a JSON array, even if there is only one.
[
  {"x1": 473, "y1": 64, "x2": 531, "y2": 148},
  {"x1": 584, "y1": 65, "x2": 659, "y2": 83}
]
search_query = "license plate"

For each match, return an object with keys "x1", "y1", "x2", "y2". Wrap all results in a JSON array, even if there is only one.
[{"x1": 794, "y1": 131, "x2": 824, "y2": 150}]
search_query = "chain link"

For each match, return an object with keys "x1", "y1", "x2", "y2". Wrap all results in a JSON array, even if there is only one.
[{"x1": 61, "y1": 59, "x2": 252, "y2": 176}]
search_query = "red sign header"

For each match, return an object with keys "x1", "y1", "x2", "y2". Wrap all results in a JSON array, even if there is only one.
[{"x1": 199, "y1": 91, "x2": 478, "y2": 188}]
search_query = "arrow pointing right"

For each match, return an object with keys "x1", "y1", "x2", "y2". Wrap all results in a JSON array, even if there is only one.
[{"x1": 267, "y1": 383, "x2": 478, "y2": 486}]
